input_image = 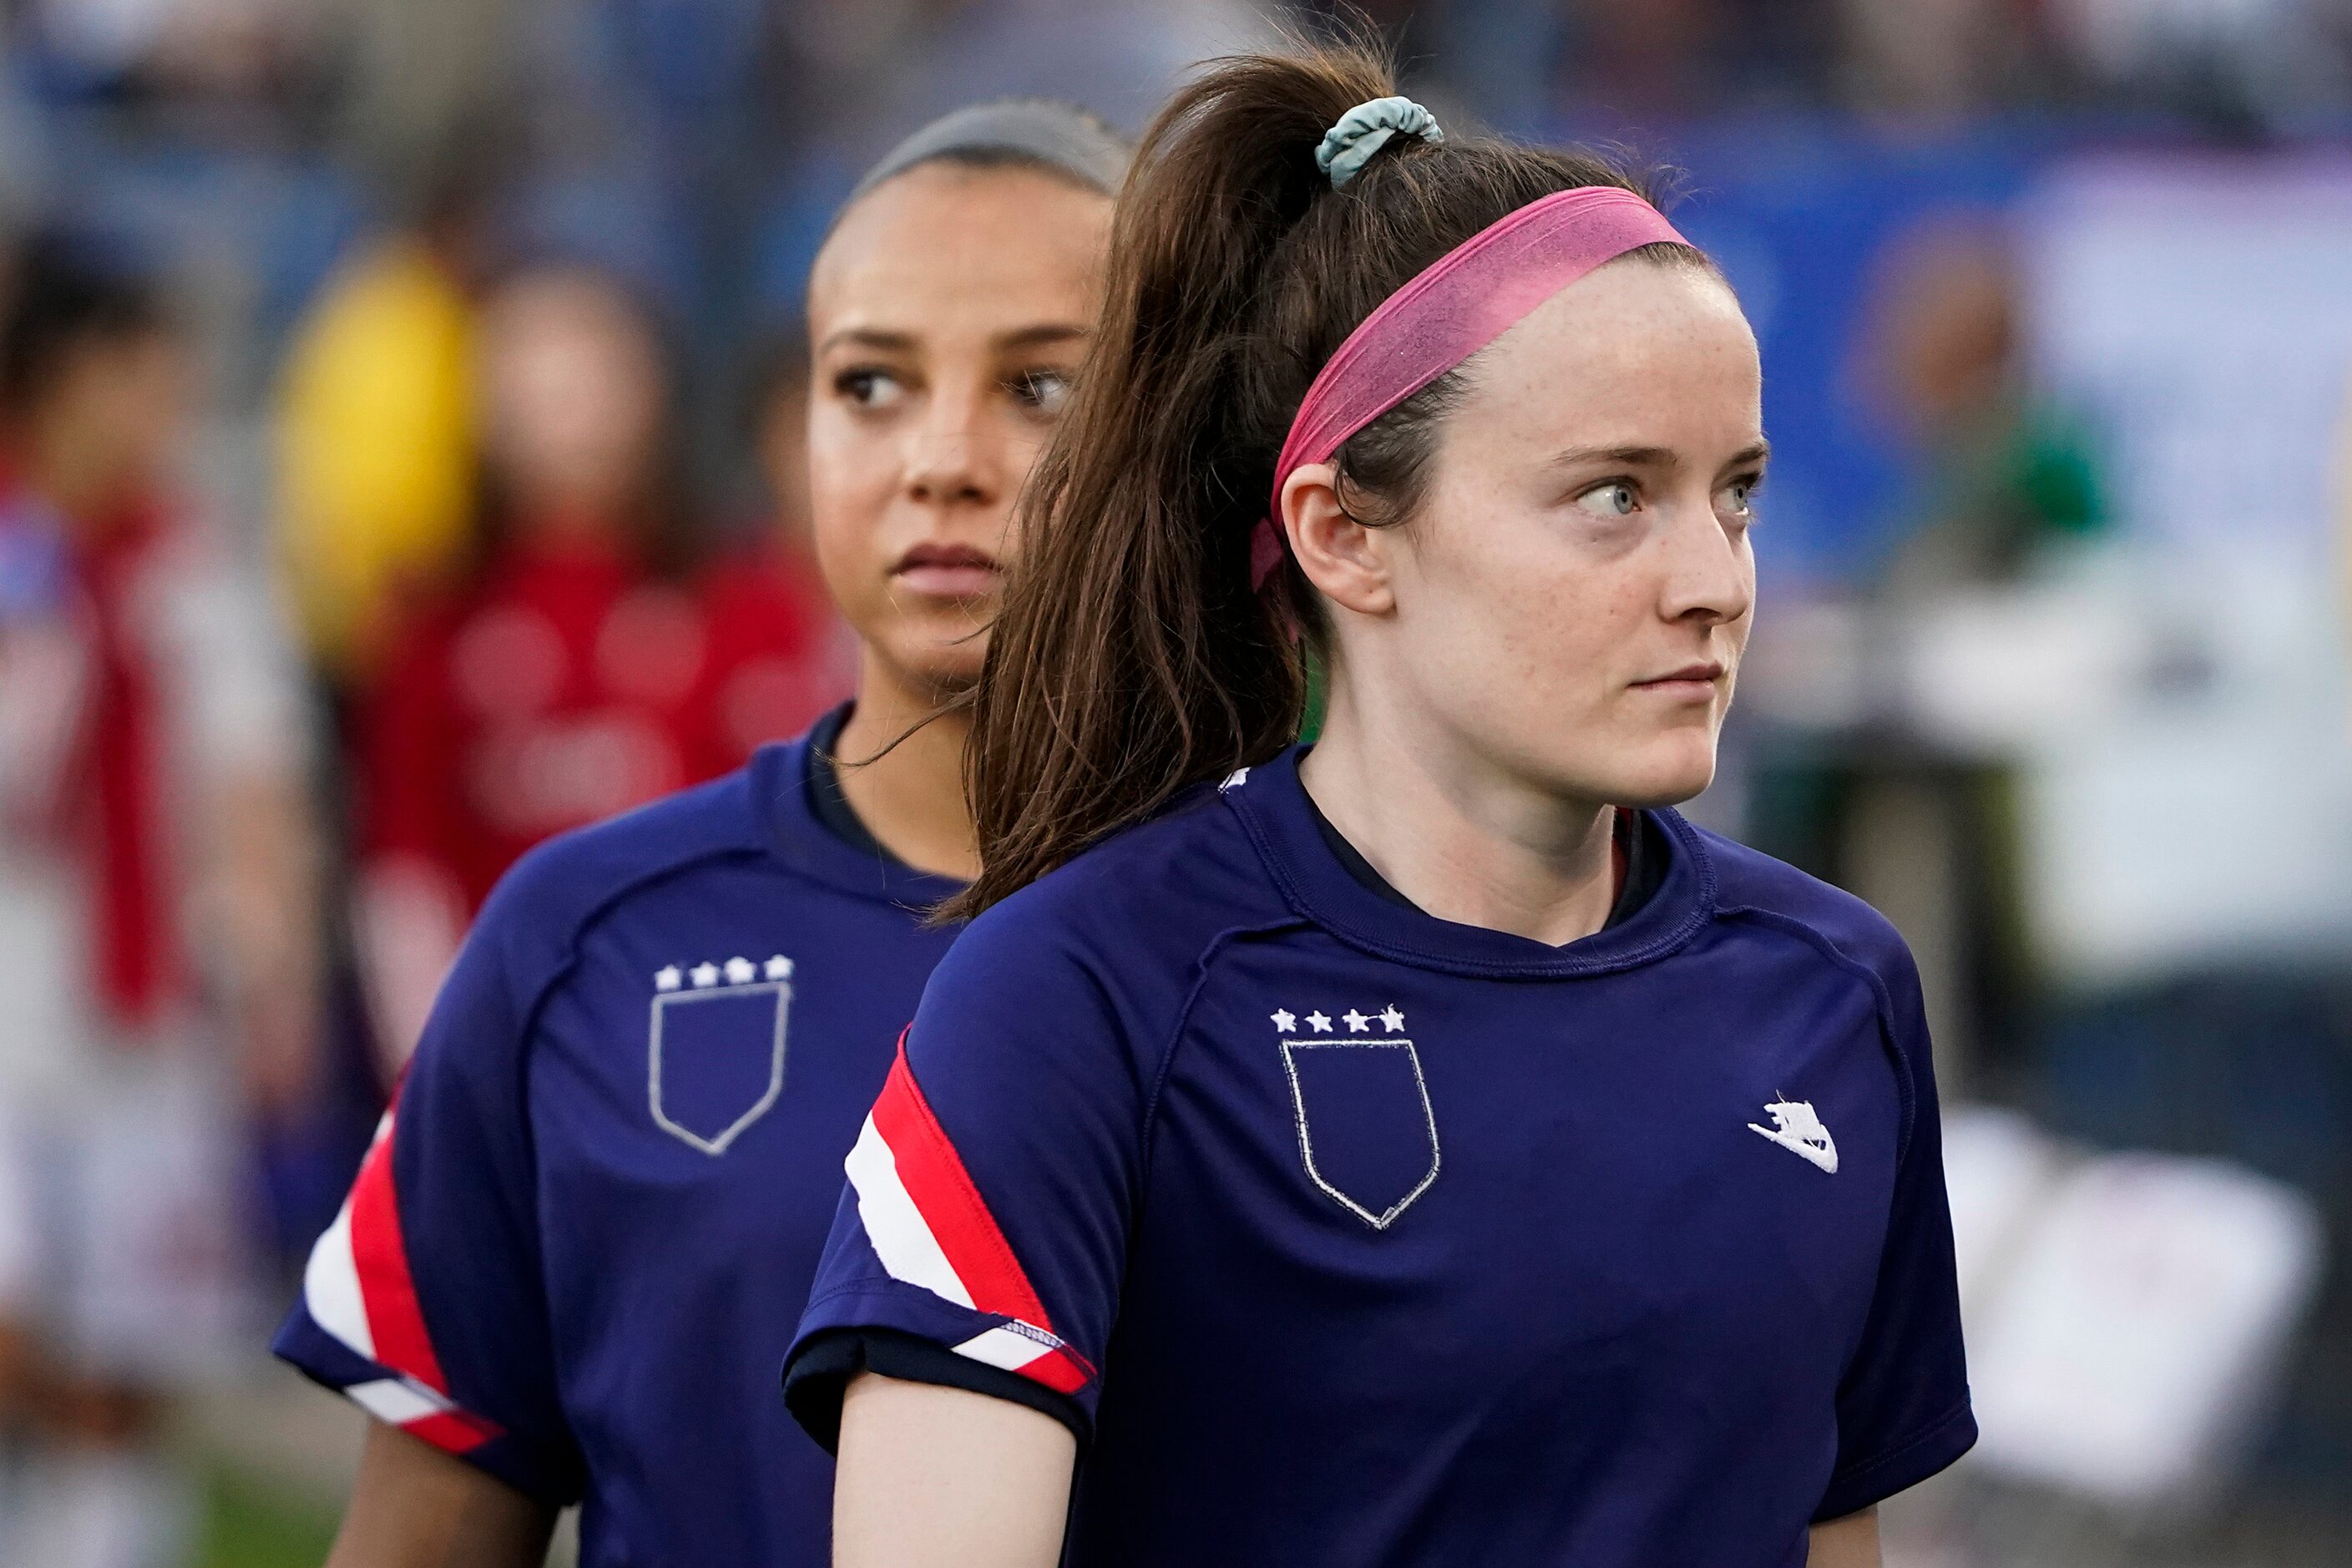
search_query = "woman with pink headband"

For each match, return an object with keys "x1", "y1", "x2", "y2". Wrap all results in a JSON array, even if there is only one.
[{"x1": 784, "y1": 40, "x2": 1972, "y2": 1568}]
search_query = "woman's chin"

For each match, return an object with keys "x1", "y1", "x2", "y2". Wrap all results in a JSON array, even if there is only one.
[
  {"x1": 893, "y1": 645, "x2": 989, "y2": 701},
  {"x1": 1595, "y1": 747, "x2": 1718, "y2": 811}
]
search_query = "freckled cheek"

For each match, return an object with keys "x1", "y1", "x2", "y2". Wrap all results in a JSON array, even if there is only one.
[{"x1": 1454, "y1": 564, "x2": 1626, "y2": 716}]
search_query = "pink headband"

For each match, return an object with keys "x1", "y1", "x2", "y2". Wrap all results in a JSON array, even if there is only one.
[{"x1": 1252, "y1": 185, "x2": 1688, "y2": 588}]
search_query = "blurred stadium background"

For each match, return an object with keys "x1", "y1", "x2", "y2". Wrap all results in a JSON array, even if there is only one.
[{"x1": 0, "y1": 1, "x2": 2349, "y2": 1564}]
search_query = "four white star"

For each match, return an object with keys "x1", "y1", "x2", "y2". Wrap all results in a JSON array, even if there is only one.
[
  {"x1": 1271, "y1": 1004, "x2": 1409, "y2": 1035},
  {"x1": 663, "y1": 954, "x2": 796, "y2": 991}
]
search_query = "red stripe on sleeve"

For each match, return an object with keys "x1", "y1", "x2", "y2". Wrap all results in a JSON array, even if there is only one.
[
  {"x1": 869, "y1": 1038, "x2": 1061, "y2": 1338},
  {"x1": 348, "y1": 1114, "x2": 454, "y2": 1397},
  {"x1": 1026, "y1": 1346, "x2": 1092, "y2": 1396},
  {"x1": 403, "y1": 1408, "x2": 500, "y2": 1456}
]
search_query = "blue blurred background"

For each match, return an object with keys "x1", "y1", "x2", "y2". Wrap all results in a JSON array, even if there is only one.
[{"x1": 0, "y1": 2, "x2": 2348, "y2": 1564}]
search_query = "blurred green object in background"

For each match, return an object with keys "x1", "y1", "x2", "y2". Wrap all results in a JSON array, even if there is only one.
[{"x1": 194, "y1": 1459, "x2": 338, "y2": 1568}]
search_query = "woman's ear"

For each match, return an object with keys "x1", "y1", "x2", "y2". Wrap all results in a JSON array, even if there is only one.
[{"x1": 1280, "y1": 462, "x2": 1396, "y2": 617}]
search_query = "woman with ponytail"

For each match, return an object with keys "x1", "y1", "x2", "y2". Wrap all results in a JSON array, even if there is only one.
[{"x1": 786, "y1": 40, "x2": 1972, "y2": 1568}]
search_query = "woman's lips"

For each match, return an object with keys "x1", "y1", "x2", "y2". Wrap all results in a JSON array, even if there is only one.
[
  {"x1": 892, "y1": 544, "x2": 1001, "y2": 599},
  {"x1": 1633, "y1": 661, "x2": 1726, "y2": 699}
]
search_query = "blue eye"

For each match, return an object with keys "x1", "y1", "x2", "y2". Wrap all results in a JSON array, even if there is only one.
[
  {"x1": 1573, "y1": 481, "x2": 1638, "y2": 518},
  {"x1": 1717, "y1": 475, "x2": 1762, "y2": 520}
]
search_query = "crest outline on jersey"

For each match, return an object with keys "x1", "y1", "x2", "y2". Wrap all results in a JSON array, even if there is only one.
[
  {"x1": 647, "y1": 958, "x2": 792, "y2": 1156},
  {"x1": 1281, "y1": 1035, "x2": 1441, "y2": 1229}
]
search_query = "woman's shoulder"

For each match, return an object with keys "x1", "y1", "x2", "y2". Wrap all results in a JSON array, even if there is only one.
[
  {"x1": 1014, "y1": 781, "x2": 1282, "y2": 920},
  {"x1": 1686, "y1": 820, "x2": 1917, "y2": 989},
  {"x1": 466, "y1": 767, "x2": 775, "y2": 984},
  {"x1": 941, "y1": 786, "x2": 1290, "y2": 996}
]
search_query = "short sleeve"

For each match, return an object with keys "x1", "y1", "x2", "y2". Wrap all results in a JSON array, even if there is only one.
[
  {"x1": 1813, "y1": 947, "x2": 1977, "y2": 1520},
  {"x1": 271, "y1": 878, "x2": 584, "y2": 1504},
  {"x1": 783, "y1": 913, "x2": 1149, "y2": 1449}
]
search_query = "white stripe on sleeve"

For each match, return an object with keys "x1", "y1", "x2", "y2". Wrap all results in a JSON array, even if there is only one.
[
  {"x1": 952, "y1": 1325, "x2": 1058, "y2": 1374},
  {"x1": 344, "y1": 1377, "x2": 453, "y2": 1427},
  {"x1": 843, "y1": 1114, "x2": 974, "y2": 1308},
  {"x1": 302, "y1": 1197, "x2": 375, "y2": 1361}
]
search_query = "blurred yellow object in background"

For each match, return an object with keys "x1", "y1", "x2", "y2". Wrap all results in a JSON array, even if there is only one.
[{"x1": 274, "y1": 239, "x2": 475, "y2": 681}]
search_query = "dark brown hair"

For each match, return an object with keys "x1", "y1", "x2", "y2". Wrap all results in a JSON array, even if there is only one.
[
  {"x1": 946, "y1": 35, "x2": 1707, "y2": 918},
  {"x1": 1, "y1": 233, "x2": 171, "y2": 416}
]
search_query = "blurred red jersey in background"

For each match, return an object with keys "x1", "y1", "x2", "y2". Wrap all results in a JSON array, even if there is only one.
[{"x1": 361, "y1": 535, "x2": 841, "y2": 917}]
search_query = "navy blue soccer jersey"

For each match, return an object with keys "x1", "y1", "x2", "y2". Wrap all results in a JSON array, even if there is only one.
[
  {"x1": 274, "y1": 711, "x2": 961, "y2": 1565},
  {"x1": 786, "y1": 747, "x2": 1976, "y2": 1566}
]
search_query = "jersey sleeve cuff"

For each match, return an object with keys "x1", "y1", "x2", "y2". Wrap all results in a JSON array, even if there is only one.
[
  {"x1": 784, "y1": 1327, "x2": 1090, "y2": 1455},
  {"x1": 1813, "y1": 1396, "x2": 1977, "y2": 1522},
  {"x1": 783, "y1": 1277, "x2": 1099, "y2": 1454},
  {"x1": 271, "y1": 1302, "x2": 584, "y2": 1506}
]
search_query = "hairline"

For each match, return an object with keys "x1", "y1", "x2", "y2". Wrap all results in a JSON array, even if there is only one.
[{"x1": 816, "y1": 151, "x2": 1117, "y2": 263}]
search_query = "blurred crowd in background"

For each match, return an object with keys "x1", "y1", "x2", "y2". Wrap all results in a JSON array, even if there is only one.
[{"x1": 0, "y1": 2, "x2": 2349, "y2": 1565}]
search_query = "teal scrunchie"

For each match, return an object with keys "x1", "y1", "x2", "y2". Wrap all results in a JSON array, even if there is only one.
[{"x1": 1314, "y1": 95, "x2": 1444, "y2": 190}]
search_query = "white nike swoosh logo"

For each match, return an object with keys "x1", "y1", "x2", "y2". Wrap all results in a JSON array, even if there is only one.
[{"x1": 1748, "y1": 1122, "x2": 1839, "y2": 1174}]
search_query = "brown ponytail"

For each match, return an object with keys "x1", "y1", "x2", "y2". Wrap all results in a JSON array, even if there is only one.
[{"x1": 947, "y1": 33, "x2": 1704, "y2": 918}]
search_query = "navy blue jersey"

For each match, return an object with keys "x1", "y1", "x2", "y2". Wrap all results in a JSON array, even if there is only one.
[
  {"x1": 786, "y1": 748, "x2": 1975, "y2": 1567},
  {"x1": 275, "y1": 713, "x2": 961, "y2": 1565}
]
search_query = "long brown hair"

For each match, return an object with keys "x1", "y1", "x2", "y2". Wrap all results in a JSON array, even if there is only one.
[{"x1": 947, "y1": 34, "x2": 1707, "y2": 918}]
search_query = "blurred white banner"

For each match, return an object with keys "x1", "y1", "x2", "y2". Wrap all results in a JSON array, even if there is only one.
[{"x1": 2011, "y1": 155, "x2": 2352, "y2": 983}]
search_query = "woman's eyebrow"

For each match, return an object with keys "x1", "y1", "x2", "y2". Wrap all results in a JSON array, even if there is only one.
[
  {"x1": 1544, "y1": 439, "x2": 1771, "y2": 476},
  {"x1": 816, "y1": 326, "x2": 916, "y2": 355},
  {"x1": 994, "y1": 322, "x2": 1090, "y2": 351},
  {"x1": 1547, "y1": 443, "x2": 1675, "y2": 472}
]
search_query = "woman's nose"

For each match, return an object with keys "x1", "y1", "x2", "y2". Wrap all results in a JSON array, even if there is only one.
[
  {"x1": 1660, "y1": 503, "x2": 1754, "y2": 626},
  {"x1": 903, "y1": 394, "x2": 1003, "y2": 507}
]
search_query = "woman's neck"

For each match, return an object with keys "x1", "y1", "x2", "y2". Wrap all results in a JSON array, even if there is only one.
[
  {"x1": 832, "y1": 654, "x2": 980, "y2": 883},
  {"x1": 1300, "y1": 684, "x2": 1616, "y2": 948}
]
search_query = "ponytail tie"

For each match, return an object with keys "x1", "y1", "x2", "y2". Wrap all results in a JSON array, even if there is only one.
[{"x1": 1315, "y1": 96, "x2": 1443, "y2": 191}]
